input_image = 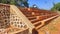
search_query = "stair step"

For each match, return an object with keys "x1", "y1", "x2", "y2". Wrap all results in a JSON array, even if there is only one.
[
  {"x1": 34, "y1": 22, "x2": 41, "y2": 27},
  {"x1": 28, "y1": 17, "x2": 36, "y2": 20},
  {"x1": 33, "y1": 21, "x2": 41, "y2": 25},
  {"x1": 35, "y1": 15, "x2": 59, "y2": 30},
  {"x1": 41, "y1": 15, "x2": 59, "y2": 22},
  {"x1": 30, "y1": 19, "x2": 40, "y2": 23},
  {"x1": 30, "y1": 15, "x2": 50, "y2": 23},
  {"x1": 35, "y1": 22, "x2": 44, "y2": 29}
]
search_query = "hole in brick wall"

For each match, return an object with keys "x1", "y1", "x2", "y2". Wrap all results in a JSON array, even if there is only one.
[
  {"x1": 17, "y1": 22, "x2": 19, "y2": 24},
  {"x1": 24, "y1": 25, "x2": 27, "y2": 28},
  {"x1": 20, "y1": 22, "x2": 22, "y2": 24},
  {"x1": 14, "y1": 22, "x2": 16, "y2": 23},
  {"x1": 18, "y1": 25, "x2": 20, "y2": 27},
  {"x1": 0, "y1": 11, "x2": 1, "y2": 13},
  {"x1": 5, "y1": 20, "x2": 7, "y2": 22},
  {"x1": 11, "y1": 22, "x2": 13, "y2": 24},
  {"x1": 13, "y1": 16, "x2": 15, "y2": 18},
  {"x1": 15, "y1": 24, "x2": 17, "y2": 27},
  {"x1": 16, "y1": 19, "x2": 18, "y2": 21}
]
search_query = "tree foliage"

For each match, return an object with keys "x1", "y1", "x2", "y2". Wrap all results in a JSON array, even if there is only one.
[
  {"x1": 0, "y1": 0, "x2": 29, "y2": 7},
  {"x1": 51, "y1": 3, "x2": 60, "y2": 11}
]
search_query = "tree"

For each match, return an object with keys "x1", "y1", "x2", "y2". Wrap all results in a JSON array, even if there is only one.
[
  {"x1": 10, "y1": 0, "x2": 16, "y2": 5},
  {"x1": 23, "y1": 1, "x2": 29, "y2": 7},
  {"x1": 51, "y1": 3, "x2": 60, "y2": 11},
  {"x1": 0, "y1": 0, "x2": 29, "y2": 7},
  {"x1": 15, "y1": 0, "x2": 29, "y2": 7},
  {"x1": 0, "y1": 0, "x2": 7, "y2": 3}
]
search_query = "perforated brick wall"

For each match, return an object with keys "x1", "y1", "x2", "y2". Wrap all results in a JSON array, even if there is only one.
[
  {"x1": 10, "y1": 12, "x2": 27, "y2": 29},
  {"x1": 0, "y1": 5, "x2": 27, "y2": 29},
  {"x1": 0, "y1": 5, "x2": 10, "y2": 28}
]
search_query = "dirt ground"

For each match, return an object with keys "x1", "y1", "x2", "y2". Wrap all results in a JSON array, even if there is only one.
[{"x1": 38, "y1": 16, "x2": 60, "y2": 34}]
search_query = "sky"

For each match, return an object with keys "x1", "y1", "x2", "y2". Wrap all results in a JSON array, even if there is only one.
[{"x1": 28, "y1": 0, "x2": 60, "y2": 10}]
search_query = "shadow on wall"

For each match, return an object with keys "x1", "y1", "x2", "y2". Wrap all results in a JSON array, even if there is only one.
[{"x1": 32, "y1": 28, "x2": 38, "y2": 34}]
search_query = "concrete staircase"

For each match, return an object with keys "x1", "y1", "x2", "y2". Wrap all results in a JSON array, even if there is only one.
[{"x1": 18, "y1": 7, "x2": 59, "y2": 34}]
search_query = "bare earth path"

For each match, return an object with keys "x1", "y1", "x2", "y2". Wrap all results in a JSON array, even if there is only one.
[{"x1": 39, "y1": 16, "x2": 60, "y2": 34}]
